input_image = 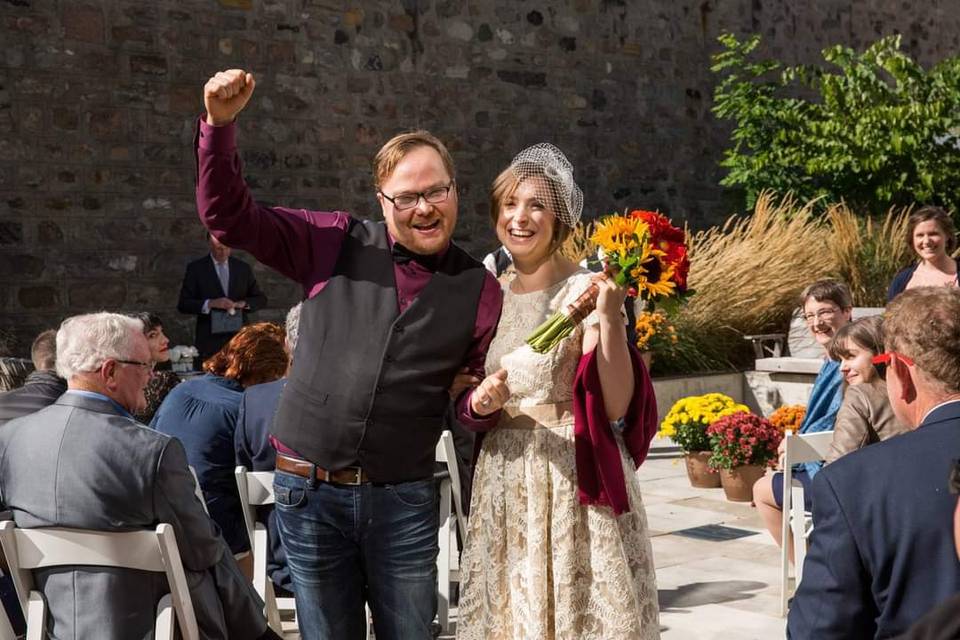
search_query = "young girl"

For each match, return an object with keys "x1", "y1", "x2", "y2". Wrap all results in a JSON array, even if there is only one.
[{"x1": 825, "y1": 316, "x2": 908, "y2": 463}]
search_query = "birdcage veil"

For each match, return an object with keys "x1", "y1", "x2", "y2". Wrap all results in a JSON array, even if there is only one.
[{"x1": 508, "y1": 143, "x2": 583, "y2": 228}]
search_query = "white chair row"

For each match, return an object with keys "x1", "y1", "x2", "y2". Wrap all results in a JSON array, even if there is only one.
[{"x1": 779, "y1": 429, "x2": 834, "y2": 617}]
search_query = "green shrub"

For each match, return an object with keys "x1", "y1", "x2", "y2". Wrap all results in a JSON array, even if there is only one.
[{"x1": 712, "y1": 33, "x2": 960, "y2": 215}]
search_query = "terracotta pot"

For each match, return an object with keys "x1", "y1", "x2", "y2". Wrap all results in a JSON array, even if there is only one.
[
  {"x1": 639, "y1": 350, "x2": 653, "y2": 371},
  {"x1": 684, "y1": 451, "x2": 721, "y2": 488},
  {"x1": 719, "y1": 465, "x2": 766, "y2": 502}
]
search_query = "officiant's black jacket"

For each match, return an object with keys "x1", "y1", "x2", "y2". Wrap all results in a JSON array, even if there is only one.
[{"x1": 177, "y1": 255, "x2": 267, "y2": 361}]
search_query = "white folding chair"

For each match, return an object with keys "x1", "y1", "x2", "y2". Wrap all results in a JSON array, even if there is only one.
[
  {"x1": 434, "y1": 430, "x2": 466, "y2": 634},
  {"x1": 235, "y1": 467, "x2": 294, "y2": 635},
  {"x1": 188, "y1": 465, "x2": 209, "y2": 515},
  {"x1": 235, "y1": 466, "x2": 373, "y2": 639},
  {"x1": 0, "y1": 521, "x2": 199, "y2": 640},
  {"x1": 779, "y1": 429, "x2": 834, "y2": 616}
]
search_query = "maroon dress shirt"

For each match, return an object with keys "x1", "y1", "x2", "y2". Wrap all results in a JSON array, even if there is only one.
[{"x1": 194, "y1": 118, "x2": 503, "y2": 459}]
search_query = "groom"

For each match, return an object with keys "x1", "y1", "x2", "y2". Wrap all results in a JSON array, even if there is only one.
[{"x1": 195, "y1": 68, "x2": 503, "y2": 639}]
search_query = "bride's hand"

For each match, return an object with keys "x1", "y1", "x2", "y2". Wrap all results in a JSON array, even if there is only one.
[
  {"x1": 470, "y1": 369, "x2": 510, "y2": 416},
  {"x1": 594, "y1": 275, "x2": 628, "y2": 323}
]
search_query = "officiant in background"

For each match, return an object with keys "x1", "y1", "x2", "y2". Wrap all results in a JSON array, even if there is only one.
[{"x1": 178, "y1": 232, "x2": 268, "y2": 365}]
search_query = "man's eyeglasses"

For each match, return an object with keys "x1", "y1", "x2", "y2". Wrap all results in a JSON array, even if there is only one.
[
  {"x1": 115, "y1": 359, "x2": 155, "y2": 373},
  {"x1": 871, "y1": 352, "x2": 915, "y2": 368},
  {"x1": 801, "y1": 308, "x2": 839, "y2": 324},
  {"x1": 380, "y1": 182, "x2": 454, "y2": 211}
]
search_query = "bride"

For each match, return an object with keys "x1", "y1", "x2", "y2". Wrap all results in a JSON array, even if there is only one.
[{"x1": 457, "y1": 144, "x2": 660, "y2": 639}]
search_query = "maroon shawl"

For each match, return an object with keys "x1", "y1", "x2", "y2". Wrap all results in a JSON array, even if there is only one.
[{"x1": 572, "y1": 346, "x2": 658, "y2": 515}]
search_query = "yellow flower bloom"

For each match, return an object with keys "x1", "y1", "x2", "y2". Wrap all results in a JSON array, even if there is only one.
[{"x1": 590, "y1": 217, "x2": 650, "y2": 254}]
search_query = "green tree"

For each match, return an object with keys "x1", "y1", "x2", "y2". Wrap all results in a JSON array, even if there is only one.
[{"x1": 711, "y1": 33, "x2": 960, "y2": 214}]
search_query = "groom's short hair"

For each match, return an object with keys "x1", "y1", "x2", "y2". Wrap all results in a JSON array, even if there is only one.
[{"x1": 372, "y1": 130, "x2": 456, "y2": 189}]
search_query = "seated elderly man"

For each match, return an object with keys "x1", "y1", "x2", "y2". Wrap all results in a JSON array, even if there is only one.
[
  {"x1": 788, "y1": 287, "x2": 960, "y2": 639},
  {"x1": 0, "y1": 312, "x2": 278, "y2": 640}
]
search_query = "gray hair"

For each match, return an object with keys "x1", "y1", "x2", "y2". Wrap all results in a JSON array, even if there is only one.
[
  {"x1": 56, "y1": 312, "x2": 144, "y2": 380},
  {"x1": 285, "y1": 302, "x2": 303, "y2": 353}
]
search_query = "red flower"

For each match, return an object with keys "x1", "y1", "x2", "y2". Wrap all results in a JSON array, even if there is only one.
[{"x1": 630, "y1": 209, "x2": 689, "y2": 291}]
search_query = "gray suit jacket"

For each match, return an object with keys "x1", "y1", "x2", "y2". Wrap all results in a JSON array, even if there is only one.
[{"x1": 0, "y1": 392, "x2": 266, "y2": 639}]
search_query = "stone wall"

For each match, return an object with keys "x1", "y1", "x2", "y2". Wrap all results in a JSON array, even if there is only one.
[{"x1": 2, "y1": 0, "x2": 959, "y2": 352}]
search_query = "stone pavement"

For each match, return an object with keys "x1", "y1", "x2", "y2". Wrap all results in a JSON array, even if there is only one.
[{"x1": 430, "y1": 440, "x2": 788, "y2": 639}]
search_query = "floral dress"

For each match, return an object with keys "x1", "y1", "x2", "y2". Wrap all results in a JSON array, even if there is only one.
[{"x1": 457, "y1": 270, "x2": 660, "y2": 640}]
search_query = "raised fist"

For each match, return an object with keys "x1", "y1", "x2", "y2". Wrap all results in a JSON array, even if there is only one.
[{"x1": 203, "y1": 69, "x2": 256, "y2": 126}]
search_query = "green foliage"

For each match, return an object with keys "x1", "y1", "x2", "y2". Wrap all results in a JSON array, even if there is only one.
[
  {"x1": 712, "y1": 33, "x2": 960, "y2": 214},
  {"x1": 672, "y1": 421, "x2": 712, "y2": 453}
]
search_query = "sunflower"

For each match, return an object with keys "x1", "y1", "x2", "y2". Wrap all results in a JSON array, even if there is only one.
[{"x1": 590, "y1": 216, "x2": 650, "y2": 255}]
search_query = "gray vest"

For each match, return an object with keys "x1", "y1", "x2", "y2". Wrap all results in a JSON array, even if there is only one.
[{"x1": 271, "y1": 219, "x2": 486, "y2": 482}]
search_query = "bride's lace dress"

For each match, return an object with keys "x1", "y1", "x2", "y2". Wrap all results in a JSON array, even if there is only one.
[{"x1": 457, "y1": 270, "x2": 660, "y2": 640}]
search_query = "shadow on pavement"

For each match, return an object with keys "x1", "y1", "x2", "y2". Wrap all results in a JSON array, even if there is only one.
[{"x1": 658, "y1": 580, "x2": 767, "y2": 612}]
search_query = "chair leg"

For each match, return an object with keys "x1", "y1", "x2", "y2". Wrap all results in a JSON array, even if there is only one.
[
  {"x1": 436, "y1": 478, "x2": 452, "y2": 633},
  {"x1": 791, "y1": 486, "x2": 807, "y2": 584},
  {"x1": 779, "y1": 468, "x2": 792, "y2": 617},
  {"x1": 156, "y1": 594, "x2": 175, "y2": 640},
  {"x1": 264, "y1": 579, "x2": 283, "y2": 634},
  {"x1": 25, "y1": 592, "x2": 44, "y2": 640}
]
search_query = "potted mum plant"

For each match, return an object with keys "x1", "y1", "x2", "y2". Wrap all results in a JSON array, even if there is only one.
[
  {"x1": 660, "y1": 393, "x2": 750, "y2": 488},
  {"x1": 706, "y1": 411, "x2": 783, "y2": 501},
  {"x1": 769, "y1": 404, "x2": 806, "y2": 433},
  {"x1": 634, "y1": 309, "x2": 677, "y2": 370}
]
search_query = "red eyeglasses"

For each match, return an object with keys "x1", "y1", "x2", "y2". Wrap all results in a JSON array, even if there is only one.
[{"x1": 871, "y1": 352, "x2": 915, "y2": 367}]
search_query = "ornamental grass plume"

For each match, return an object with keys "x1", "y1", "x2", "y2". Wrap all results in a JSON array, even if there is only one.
[
  {"x1": 827, "y1": 203, "x2": 914, "y2": 306},
  {"x1": 706, "y1": 411, "x2": 783, "y2": 471},
  {"x1": 666, "y1": 191, "x2": 837, "y2": 370},
  {"x1": 558, "y1": 220, "x2": 596, "y2": 265},
  {"x1": 659, "y1": 393, "x2": 750, "y2": 453}
]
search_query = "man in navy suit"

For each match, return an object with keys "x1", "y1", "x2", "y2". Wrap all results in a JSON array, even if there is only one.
[
  {"x1": 788, "y1": 286, "x2": 960, "y2": 639},
  {"x1": 178, "y1": 232, "x2": 268, "y2": 363},
  {"x1": 235, "y1": 302, "x2": 300, "y2": 593}
]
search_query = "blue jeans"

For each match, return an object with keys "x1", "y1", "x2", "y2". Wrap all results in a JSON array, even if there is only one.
[{"x1": 273, "y1": 471, "x2": 439, "y2": 640}]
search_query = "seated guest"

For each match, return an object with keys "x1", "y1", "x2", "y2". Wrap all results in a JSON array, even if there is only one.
[
  {"x1": 151, "y1": 322, "x2": 287, "y2": 559},
  {"x1": 235, "y1": 304, "x2": 300, "y2": 593},
  {"x1": 788, "y1": 287, "x2": 960, "y2": 639},
  {"x1": 825, "y1": 316, "x2": 909, "y2": 464},
  {"x1": 753, "y1": 280, "x2": 852, "y2": 553},
  {"x1": 888, "y1": 206, "x2": 959, "y2": 302},
  {"x1": 0, "y1": 357, "x2": 30, "y2": 393},
  {"x1": 0, "y1": 312, "x2": 277, "y2": 639},
  {"x1": 127, "y1": 312, "x2": 181, "y2": 423},
  {"x1": 0, "y1": 329, "x2": 66, "y2": 427}
]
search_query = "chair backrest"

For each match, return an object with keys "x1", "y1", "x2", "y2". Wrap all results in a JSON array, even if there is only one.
[
  {"x1": 783, "y1": 430, "x2": 834, "y2": 467},
  {"x1": 235, "y1": 467, "x2": 275, "y2": 547},
  {"x1": 0, "y1": 521, "x2": 200, "y2": 640}
]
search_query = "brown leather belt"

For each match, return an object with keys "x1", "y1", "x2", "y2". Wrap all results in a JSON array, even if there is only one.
[{"x1": 275, "y1": 453, "x2": 370, "y2": 485}]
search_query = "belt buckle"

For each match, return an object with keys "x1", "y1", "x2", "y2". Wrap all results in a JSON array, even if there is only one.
[{"x1": 339, "y1": 466, "x2": 363, "y2": 485}]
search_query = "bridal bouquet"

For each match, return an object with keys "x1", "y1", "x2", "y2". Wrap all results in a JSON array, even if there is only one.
[{"x1": 526, "y1": 209, "x2": 689, "y2": 353}]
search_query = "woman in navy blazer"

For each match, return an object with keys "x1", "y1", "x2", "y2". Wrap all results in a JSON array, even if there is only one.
[
  {"x1": 151, "y1": 322, "x2": 288, "y2": 557},
  {"x1": 887, "y1": 206, "x2": 959, "y2": 302}
]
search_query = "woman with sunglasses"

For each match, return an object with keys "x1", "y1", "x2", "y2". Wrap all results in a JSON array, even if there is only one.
[{"x1": 824, "y1": 316, "x2": 908, "y2": 464}]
